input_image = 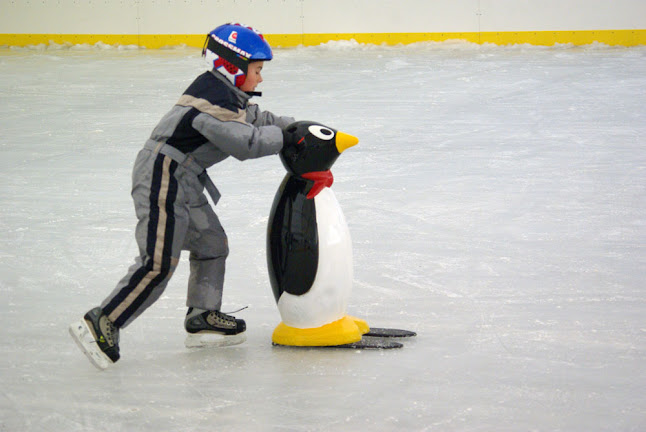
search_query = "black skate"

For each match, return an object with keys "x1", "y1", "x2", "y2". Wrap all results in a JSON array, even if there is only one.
[
  {"x1": 184, "y1": 308, "x2": 247, "y2": 348},
  {"x1": 69, "y1": 307, "x2": 120, "y2": 370}
]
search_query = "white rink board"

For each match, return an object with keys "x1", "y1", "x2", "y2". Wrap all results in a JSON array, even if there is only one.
[{"x1": 1, "y1": 0, "x2": 644, "y2": 35}]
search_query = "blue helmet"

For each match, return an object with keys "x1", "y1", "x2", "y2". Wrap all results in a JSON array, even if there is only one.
[{"x1": 202, "y1": 23, "x2": 273, "y2": 88}]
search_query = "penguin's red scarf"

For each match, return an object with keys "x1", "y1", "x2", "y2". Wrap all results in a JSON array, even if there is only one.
[{"x1": 301, "y1": 170, "x2": 333, "y2": 199}]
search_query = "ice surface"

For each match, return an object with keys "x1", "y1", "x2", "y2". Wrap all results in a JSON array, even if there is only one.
[{"x1": 1, "y1": 41, "x2": 645, "y2": 431}]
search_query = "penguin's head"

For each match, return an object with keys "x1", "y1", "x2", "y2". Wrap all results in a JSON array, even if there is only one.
[{"x1": 280, "y1": 121, "x2": 359, "y2": 175}]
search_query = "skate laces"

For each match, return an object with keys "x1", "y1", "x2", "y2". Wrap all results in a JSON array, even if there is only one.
[
  {"x1": 101, "y1": 316, "x2": 119, "y2": 345},
  {"x1": 208, "y1": 310, "x2": 236, "y2": 322},
  {"x1": 203, "y1": 310, "x2": 239, "y2": 330},
  {"x1": 221, "y1": 306, "x2": 248, "y2": 315}
]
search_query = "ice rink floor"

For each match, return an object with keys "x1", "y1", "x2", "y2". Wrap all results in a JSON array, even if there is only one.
[{"x1": 1, "y1": 41, "x2": 645, "y2": 431}]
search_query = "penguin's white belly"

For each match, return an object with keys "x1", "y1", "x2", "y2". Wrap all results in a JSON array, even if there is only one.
[{"x1": 277, "y1": 188, "x2": 353, "y2": 328}]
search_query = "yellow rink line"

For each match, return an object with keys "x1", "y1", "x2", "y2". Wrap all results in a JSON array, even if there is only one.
[{"x1": 1, "y1": 30, "x2": 644, "y2": 49}]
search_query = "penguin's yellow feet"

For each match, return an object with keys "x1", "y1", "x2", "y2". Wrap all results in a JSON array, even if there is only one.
[
  {"x1": 348, "y1": 316, "x2": 370, "y2": 335},
  {"x1": 272, "y1": 316, "x2": 364, "y2": 347}
]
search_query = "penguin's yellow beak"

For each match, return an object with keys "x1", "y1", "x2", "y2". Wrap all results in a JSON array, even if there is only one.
[{"x1": 335, "y1": 131, "x2": 359, "y2": 153}]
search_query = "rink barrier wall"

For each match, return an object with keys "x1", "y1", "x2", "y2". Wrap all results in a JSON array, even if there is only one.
[
  {"x1": 1, "y1": 30, "x2": 645, "y2": 48},
  {"x1": 2, "y1": 0, "x2": 645, "y2": 48}
]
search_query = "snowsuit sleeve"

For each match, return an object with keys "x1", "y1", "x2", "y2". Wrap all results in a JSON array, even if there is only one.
[
  {"x1": 184, "y1": 97, "x2": 284, "y2": 161},
  {"x1": 246, "y1": 103, "x2": 295, "y2": 129}
]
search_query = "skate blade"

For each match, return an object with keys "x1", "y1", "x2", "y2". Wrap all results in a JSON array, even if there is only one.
[
  {"x1": 184, "y1": 332, "x2": 247, "y2": 348},
  {"x1": 68, "y1": 319, "x2": 113, "y2": 370}
]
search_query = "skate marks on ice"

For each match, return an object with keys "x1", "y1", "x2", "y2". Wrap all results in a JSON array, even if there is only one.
[{"x1": 2, "y1": 44, "x2": 645, "y2": 431}]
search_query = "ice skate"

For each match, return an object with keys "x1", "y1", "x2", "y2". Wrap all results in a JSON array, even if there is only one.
[
  {"x1": 69, "y1": 307, "x2": 120, "y2": 370},
  {"x1": 184, "y1": 308, "x2": 247, "y2": 348}
]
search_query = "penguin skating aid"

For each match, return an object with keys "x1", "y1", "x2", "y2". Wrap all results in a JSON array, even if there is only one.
[{"x1": 267, "y1": 121, "x2": 416, "y2": 349}]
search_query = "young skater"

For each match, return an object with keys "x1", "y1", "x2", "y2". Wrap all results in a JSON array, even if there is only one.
[{"x1": 69, "y1": 23, "x2": 295, "y2": 369}]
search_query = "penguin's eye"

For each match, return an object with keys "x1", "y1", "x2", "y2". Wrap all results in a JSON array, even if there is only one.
[{"x1": 308, "y1": 125, "x2": 334, "y2": 141}]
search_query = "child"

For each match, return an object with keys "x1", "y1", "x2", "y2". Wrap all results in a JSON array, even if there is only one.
[{"x1": 69, "y1": 23, "x2": 295, "y2": 369}]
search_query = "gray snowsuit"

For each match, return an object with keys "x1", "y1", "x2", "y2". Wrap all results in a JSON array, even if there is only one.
[{"x1": 101, "y1": 70, "x2": 294, "y2": 328}]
